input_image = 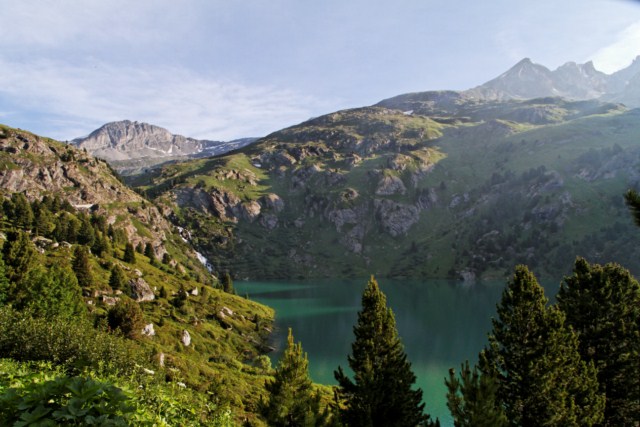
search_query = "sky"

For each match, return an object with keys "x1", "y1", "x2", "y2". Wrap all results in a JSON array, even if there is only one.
[{"x1": 1, "y1": 0, "x2": 639, "y2": 142}]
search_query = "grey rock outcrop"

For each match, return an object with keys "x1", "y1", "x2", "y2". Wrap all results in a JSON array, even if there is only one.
[
  {"x1": 376, "y1": 174, "x2": 407, "y2": 196},
  {"x1": 374, "y1": 199, "x2": 420, "y2": 236},
  {"x1": 129, "y1": 278, "x2": 155, "y2": 302},
  {"x1": 260, "y1": 193, "x2": 285, "y2": 213}
]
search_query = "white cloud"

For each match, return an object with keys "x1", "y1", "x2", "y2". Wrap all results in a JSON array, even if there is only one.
[
  {"x1": 590, "y1": 21, "x2": 640, "y2": 74},
  {"x1": 0, "y1": 57, "x2": 326, "y2": 141}
]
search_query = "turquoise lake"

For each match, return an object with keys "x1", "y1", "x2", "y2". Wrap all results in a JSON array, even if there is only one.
[{"x1": 235, "y1": 278, "x2": 560, "y2": 426}]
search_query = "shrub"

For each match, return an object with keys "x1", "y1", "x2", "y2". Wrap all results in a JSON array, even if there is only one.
[{"x1": 0, "y1": 307, "x2": 141, "y2": 375}]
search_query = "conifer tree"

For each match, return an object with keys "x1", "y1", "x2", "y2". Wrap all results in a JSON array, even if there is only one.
[
  {"x1": 123, "y1": 242, "x2": 136, "y2": 263},
  {"x1": 77, "y1": 214, "x2": 95, "y2": 246},
  {"x1": 72, "y1": 246, "x2": 93, "y2": 288},
  {"x1": 144, "y1": 242, "x2": 157, "y2": 265},
  {"x1": 481, "y1": 265, "x2": 604, "y2": 427},
  {"x1": 2, "y1": 230, "x2": 37, "y2": 286},
  {"x1": 22, "y1": 264, "x2": 85, "y2": 319},
  {"x1": 9, "y1": 193, "x2": 34, "y2": 230},
  {"x1": 33, "y1": 204, "x2": 54, "y2": 237},
  {"x1": 557, "y1": 258, "x2": 640, "y2": 426},
  {"x1": 446, "y1": 361, "x2": 506, "y2": 427},
  {"x1": 334, "y1": 276, "x2": 435, "y2": 427},
  {"x1": 222, "y1": 272, "x2": 235, "y2": 294},
  {"x1": 109, "y1": 264, "x2": 127, "y2": 291},
  {"x1": 261, "y1": 328, "x2": 327, "y2": 426},
  {"x1": 0, "y1": 253, "x2": 9, "y2": 305}
]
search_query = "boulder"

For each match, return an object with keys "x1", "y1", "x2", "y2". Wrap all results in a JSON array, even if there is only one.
[
  {"x1": 260, "y1": 193, "x2": 285, "y2": 213},
  {"x1": 129, "y1": 278, "x2": 155, "y2": 302},
  {"x1": 219, "y1": 306, "x2": 234, "y2": 318},
  {"x1": 241, "y1": 201, "x2": 261, "y2": 222},
  {"x1": 181, "y1": 330, "x2": 191, "y2": 346},
  {"x1": 101, "y1": 296, "x2": 120, "y2": 306},
  {"x1": 142, "y1": 323, "x2": 155, "y2": 337}
]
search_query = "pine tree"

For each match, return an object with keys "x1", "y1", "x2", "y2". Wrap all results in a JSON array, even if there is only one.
[
  {"x1": 2, "y1": 230, "x2": 37, "y2": 286},
  {"x1": 33, "y1": 204, "x2": 55, "y2": 237},
  {"x1": 557, "y1": 258, "x2": 640, "y2": 426},
  {"x1": 8, "y1": 193, "x2": 34, "y2": 230},
  {"x1": 261, "y1": 328, "x2": 328, "y2": 426},
  {"x1": 22, "y1": 264, "x2": 85, "y2": 319},
  {"x1": 77, "y1": 214, "x2": 95, "y2": 246},
  {"x1": 123, "y1": 242, "x2": 136, "y2": 263},
  {"x1": 222, "y1": 272, "x2": 235, "y2": 294},
  {"x1": 109, "y1": 264, "x2": 127, "y2": 291},
  {"x1": 446, "y1": 361, "x2": 507, "y2": 427},
  {"x1": 72, "y1": 246, "x2": 93, "y2": 288},
  {"x1": 144, "y1": 242, "x2": 154, "y2": 259},
  {"x1": 624, "y1": 189, "x2": 640, "y2": 227},
  {"x1": 144, "y1": 242, "x2": 157, "y2": 265},
  {"x1": 334, "y1": 276, "x2": 434, "y2": 427},
  {"x1": 481, "y1": 265, "x2": 604, "y2": 427},
  {"x1": 0, "y1": 253, "x2": 9, "y2": 305}
]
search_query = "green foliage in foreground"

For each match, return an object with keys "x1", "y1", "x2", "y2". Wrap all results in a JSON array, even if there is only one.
[{"x1": 0, "y1": 359, "x2": 235, "y2": 427}]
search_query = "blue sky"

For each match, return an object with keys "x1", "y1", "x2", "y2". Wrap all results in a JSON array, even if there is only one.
[{"x1": 1, "y1": 0, "x2": 639, "y2": 141}]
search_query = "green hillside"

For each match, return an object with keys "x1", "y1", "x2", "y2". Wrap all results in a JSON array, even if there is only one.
[
  {"x1": 137, "y1": 98, "x2": 640, "y2": 281},
  {"x1": 0, "y1": 125, "x2": 278, "y2": 424}
]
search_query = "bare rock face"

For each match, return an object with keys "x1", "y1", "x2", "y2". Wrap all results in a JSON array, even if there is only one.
[
  {"x1": 0, "y1": 127, "x2": 178, "y2": 262},
  {"x1": 327, "y1": 208, "x2": 358, "y2": 233},
  {"x1": 375, "y1": 175, "x2": 407, "y2": 196},
  {"x1": 340, "y1": 223, "x2": 366, "y2": 254},
  {"x1": 129, "y1": 278, "x2": 155, "y2": 302},
  {"x1": 374, "y1": 199, "x2": 420, "y2": 237}
]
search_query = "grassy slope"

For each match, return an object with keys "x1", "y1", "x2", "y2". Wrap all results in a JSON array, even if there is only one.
[{"x1": 140, "y1": 101, "x2": 640, "y2": 281}]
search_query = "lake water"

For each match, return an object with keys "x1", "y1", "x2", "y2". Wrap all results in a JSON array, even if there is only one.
[{"x1": 236, "y1": 277, "x2": 550, "y2": 426}]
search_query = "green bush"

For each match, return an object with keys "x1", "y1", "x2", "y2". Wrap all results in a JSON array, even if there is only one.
[{"x1": 0, "y1": 307, "x2": 141, "y2": 375}]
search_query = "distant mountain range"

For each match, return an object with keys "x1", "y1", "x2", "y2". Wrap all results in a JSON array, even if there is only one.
[
  {"x1": 466, "y1": 56, "x2": 640, "y2": 106},
  {"x1": 71, "y1": 120, "x2": 257, "y2": 175},
  {"x1": 72, "y1": 56, "x2": 640, "y2": 177}
]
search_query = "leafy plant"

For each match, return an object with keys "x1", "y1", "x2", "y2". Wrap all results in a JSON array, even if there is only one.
[{"x1": 0, "y1": 375, "x2": 135, "y2": 426}]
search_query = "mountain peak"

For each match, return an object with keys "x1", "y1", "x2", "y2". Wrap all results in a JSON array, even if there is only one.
[{"x1": 71, "y1": 120, "x2": 257, "y2": 175}]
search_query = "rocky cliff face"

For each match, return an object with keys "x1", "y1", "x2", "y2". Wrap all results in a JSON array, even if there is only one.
[
  {"x1": 0, "y1": 124, "x2": 202, "y2": 263},
  {"x1": 72, "y1": 120, "x2": 257, "y2": 175}
]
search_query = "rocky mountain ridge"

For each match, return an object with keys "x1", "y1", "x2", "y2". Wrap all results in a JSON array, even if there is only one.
[
  {"x1": 72, "y1": 120, "x2": 257, "y2": 175},
  {"x1": 465, "y1": 56, "x2": 640, "y2": 106}
]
